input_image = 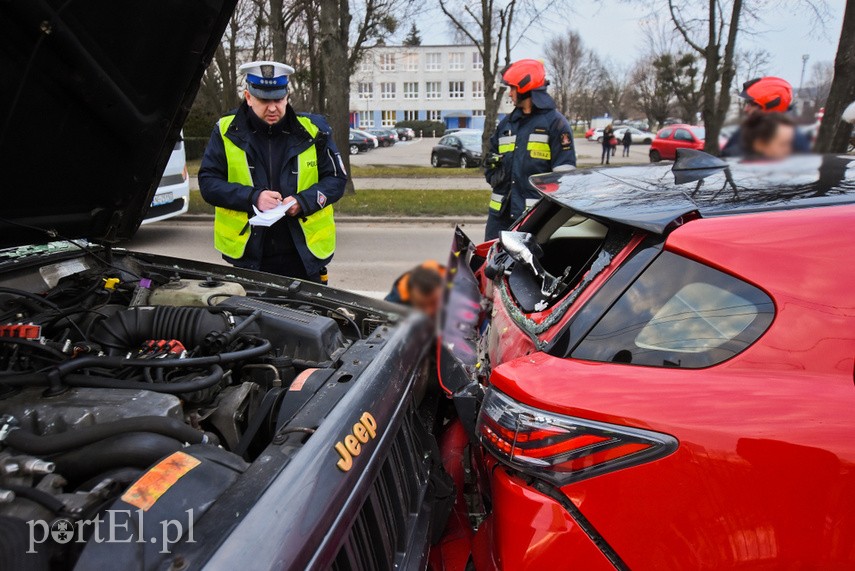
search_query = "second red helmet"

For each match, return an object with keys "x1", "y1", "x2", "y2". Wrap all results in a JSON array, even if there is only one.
[
  {"x1": 740, "y1": 77, "x2": 793, "y2": 113},
  {"x1": 501, "y1": 59, "x2": 547, "y2": 93}
]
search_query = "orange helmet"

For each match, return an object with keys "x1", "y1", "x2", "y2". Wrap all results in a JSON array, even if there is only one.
[
  {"x1": 739, "y1": 77, "x2": 793, "y2": 113},
  {"x1": 502, "y1": 59, "x2": 547, "y2": 93}
]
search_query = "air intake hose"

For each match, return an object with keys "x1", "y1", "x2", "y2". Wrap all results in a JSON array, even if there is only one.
[{"x1": 92, "y1": 306, "x2": 232, "y2": 354}]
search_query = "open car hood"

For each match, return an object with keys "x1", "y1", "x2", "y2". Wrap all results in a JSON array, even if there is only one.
[{"x1": 0, "y1": 0, "x2": 236, "y2": 248}]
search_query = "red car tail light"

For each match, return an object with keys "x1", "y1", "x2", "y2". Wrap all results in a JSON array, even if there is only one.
[{"x1": 477, "y1": 388, "x2": 678, "y2": 485}]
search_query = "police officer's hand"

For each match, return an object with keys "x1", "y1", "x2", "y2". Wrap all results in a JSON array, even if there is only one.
[
  {"x1": 286, "y1": 201, "x2": 302, "y2": 216},
  {"x1": 256, "y1": 190, "x2": 282, "y2": 211}
]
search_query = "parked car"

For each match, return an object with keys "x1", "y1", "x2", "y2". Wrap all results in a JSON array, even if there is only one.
[
  {"x1": 350, "y1": 128, "x2": 379, "y2": 148},
  {"x1": 431, "y1": 131, "x2": 483, "y2": 168},
  {"x1": 0, "y1": 2, "x2": 453, "y2": 569},
  {"x1": 613, "y1": 126, "x2": 656, "y2": 144},
  {"x1": 649, "y1": 124, "x2": 705, "y2": 161},
  {"x1": 432, "y1": 152, "x2": 855, "y2": 569},
  {"x1": 142, "y1": 133, "x2": 190, "y2": 224},
  {"x1": 348, "y1": 130, "x2": 373, "y2": 154},
  {"x1": 396, "y1": 127, "x2": 416, "y2": 141},
  {"x1": 367, "y1": 128, "x2": 397, "y2": 147},
  {"x1": 587, "y1": 128, "x2": 619, "y2": 143}
]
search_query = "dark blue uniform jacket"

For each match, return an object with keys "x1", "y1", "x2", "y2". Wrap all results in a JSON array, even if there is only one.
[{"x1": 199, "y1": 102, "x2": 347, "y2": 275}]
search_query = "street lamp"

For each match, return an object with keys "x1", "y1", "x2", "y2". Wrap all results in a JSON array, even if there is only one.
[{"x1": 799, "y1": 54, "x2": 809, "y2": 97}]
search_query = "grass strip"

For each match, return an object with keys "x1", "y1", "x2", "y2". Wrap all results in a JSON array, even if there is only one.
[{"x1": 189, "y1": 189, "x2": 490, "y2": 217}]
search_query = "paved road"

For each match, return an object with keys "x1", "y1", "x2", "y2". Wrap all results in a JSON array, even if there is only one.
[{"x1": 127, "y1": 220, "x2": 485, "y2": 298}]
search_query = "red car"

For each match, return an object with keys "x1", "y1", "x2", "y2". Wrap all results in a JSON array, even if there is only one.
[
  {"x1": 431, "y1": 152, "x2": 855, "y2": 570},
  {"x1": 649, "y1": 124, "x2": 705, "y2": 161}
]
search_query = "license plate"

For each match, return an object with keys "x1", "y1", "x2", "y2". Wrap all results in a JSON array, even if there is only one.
[{"x1": 151, "y1": 192, "x2": 173, "y2": 206}]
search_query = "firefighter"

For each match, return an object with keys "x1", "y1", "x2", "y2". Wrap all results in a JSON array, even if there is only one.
[
  {"x1": 199, "y1": 61, "x2": 347, "y2": 282},
  {"x1": 385, "y1": 261, "x2": 445, "y2": 319},
  {"x1": 484, "y1": 59, "x2": 576, "y2": 241},
  {"x1": 720, "y1": 76, "x2": 811, "y2": 157}
]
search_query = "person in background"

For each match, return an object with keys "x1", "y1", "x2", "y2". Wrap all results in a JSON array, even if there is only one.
[
  {"x1": 483, "y1": 59, "x2": 576, "y2": 241},
  {"x1": 601, "y1": 124, "x2": 614, "y2": 165},
  {"x1": 385, "y1": 261, "x2": 445, "y2": 319},
  {"x1": 741, "y1": 112, "x2": 796, "y2": 160},
  {"x1": 621, "y1": 129, "x2": 632, "y2": 157},
  {"x1": 720, "y1": 76, "x2": 810, "y2": 157}
]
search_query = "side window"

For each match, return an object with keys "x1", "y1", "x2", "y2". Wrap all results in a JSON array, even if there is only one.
[
  {"x1": 674, "y1": 129, "x2": 693, "y2": 141},
  {"x1": 439, "y1": 136, "x2": 449, "y2": 145},
  {"x1": 658, "y1": 128, "x2": 673, "y2": 139},
  {"x1": 449, "y1": 137, "x2": 460, "y2": 147},
  {"x1": 572, "y1": 251, "x2": 774, "y2": 368}
]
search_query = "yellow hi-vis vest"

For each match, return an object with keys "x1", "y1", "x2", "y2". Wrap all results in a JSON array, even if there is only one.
[{"x1": 214, "y1": 114, "x2": 336, "y2": 260}]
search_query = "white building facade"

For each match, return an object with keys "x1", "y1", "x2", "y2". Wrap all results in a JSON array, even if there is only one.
[{"x1": 349, "y1": 44, "x2": 512, "y2": 132}]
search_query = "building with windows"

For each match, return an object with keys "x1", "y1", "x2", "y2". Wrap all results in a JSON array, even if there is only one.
[{"x1": 349, "y1": 44, "x2": 512, "y2": 132}]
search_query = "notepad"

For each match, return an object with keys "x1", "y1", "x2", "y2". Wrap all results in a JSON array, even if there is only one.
[{"x1": 248, "y1": 197, "x2": 297, "y2": 227}]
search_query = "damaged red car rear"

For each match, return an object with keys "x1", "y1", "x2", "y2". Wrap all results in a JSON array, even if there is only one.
[{"x1": 432, "y1": 152, "x2": 855, "y2": 570}]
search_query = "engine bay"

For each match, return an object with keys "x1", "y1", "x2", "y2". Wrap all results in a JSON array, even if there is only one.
[{"x1": 0, "y1": 245, "x2": 406, "y2": 567}]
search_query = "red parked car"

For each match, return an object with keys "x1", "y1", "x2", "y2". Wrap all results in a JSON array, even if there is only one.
[
  {"x1": 649, "y1": 124, "x2": 705, "y2": 161},
  {"x1": 431, "y1": 152, "x2": 855, "y2": 570}
]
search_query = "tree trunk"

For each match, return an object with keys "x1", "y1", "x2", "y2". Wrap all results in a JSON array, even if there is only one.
[
  {"x1": 480, "y1": 0, "x2": 496, "y2": 158},
  {"x1": 318, "y1": 0, "x2": 354, "y2": 192},
  {"x1": 815, "y1": 0, "x2": 855, "y2": 153},
  {"x1": 269, "y1": 0, "x2": 286, "y2": 61},
  {"x1": 699, "y1": 0, "x2": 720, "y2": 154},
  {"x1": 709, "y1": 0, "x2": 741, "y2": 154}
]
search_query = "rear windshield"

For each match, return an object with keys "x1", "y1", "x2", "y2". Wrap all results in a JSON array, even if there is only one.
[{"x1": 690, "y1": 127, "x2": 706, "y2": 140}]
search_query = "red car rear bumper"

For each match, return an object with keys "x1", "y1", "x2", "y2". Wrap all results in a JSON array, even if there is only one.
[{"x1": 471, "y1": 468, "x2": 614, "y2": 571}]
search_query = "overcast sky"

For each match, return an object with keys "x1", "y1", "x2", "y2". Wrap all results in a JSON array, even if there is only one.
[{"x1": 411, "y1": 0, "x2": 846, "y2": 88}]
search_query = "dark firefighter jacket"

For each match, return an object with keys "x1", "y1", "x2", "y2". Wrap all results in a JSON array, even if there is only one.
[{"x1": 484, "y1": 89, "x2": 576, "y2": 220}]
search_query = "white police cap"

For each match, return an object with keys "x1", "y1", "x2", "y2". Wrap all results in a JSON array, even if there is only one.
[{"x1": 239, "y1": 61, "x2": 295, "y2": 100}]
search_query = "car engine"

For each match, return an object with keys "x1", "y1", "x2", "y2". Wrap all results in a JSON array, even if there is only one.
[{"x1": 0, "y1": 259, "x2": 391, "y2": 568}]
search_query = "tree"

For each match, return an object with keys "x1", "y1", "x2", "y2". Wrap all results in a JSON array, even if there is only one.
[
  {"x1": 545, "y1": 30, "x2": 586, "y2": 119},
  {"x1": 438, "y1": 0, "x2": 567, "y2": 155},
  {"x1": 665, "y1": 0, "x2": 744, "y2": 153},
  {"x1": 403, "y1": 22, "x2": 422, "y2": 45},
  {"x1": 598, "y1": 61, "x2": 632, "y2": 121},
  {"x1": 316, "y1": 0, "x2": 410, "y2": 192},
  {"x1": 815, "y1": 0, "x2": 855, "y2": 153},
  {"x1": 809, "y1": 60, "x2": 834, "y2": 109},
  {"x1": 318, "y1": 0, "x2": 353, "y2": 190},
  {"x1": 630, "y1": 56, "x2": 672, "y2": 129},
  {"x1": 654, "y1": 52, "x2": 703, "y2": 123},
  {"x1": 661, "y1": 0, "x2": 829, "y2": 153}
]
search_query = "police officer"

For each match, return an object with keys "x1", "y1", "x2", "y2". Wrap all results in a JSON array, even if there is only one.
[
  {"x1": 484, "y1": 59, "x2": 576, "y2": 241},
  {"x1": 199, "y1": 61, "x2": 347, "y2": 282},
  {"x1": 720, "y1": 76, "x2": 811, "y2": 157}
]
